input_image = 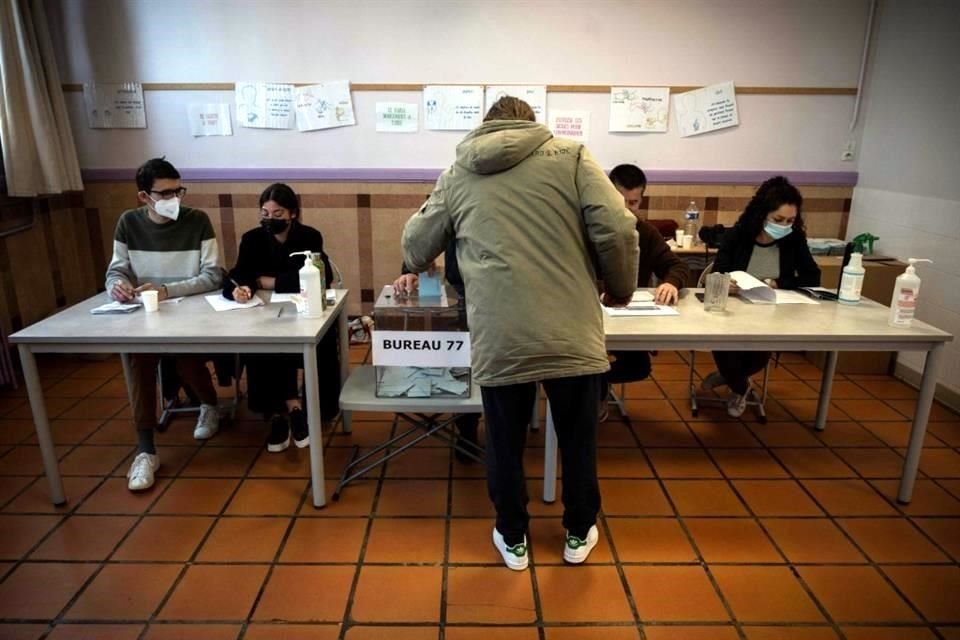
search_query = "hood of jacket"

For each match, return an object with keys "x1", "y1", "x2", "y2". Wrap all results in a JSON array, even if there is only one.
[{"x1": 455, "y1": 120, "x2": 553, "y2": 175}]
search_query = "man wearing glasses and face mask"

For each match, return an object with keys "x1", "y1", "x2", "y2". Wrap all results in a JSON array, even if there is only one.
[{"x1": 105, "y1": 157, "x2": 223, "y2": 492}]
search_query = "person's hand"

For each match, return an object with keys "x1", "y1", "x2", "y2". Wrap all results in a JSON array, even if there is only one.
[
  {"x1": 256, "y1": 276, "x2": 276, "y2": 290},
  {"x1": 764, "y1": 278, "x2": 778, "y2": 289},
  {"x1": 601, "y1": 292, "x2": 632, "y2": 308},
  {"x1": 134, "y1": 283, "x2": 167, "y2": 301},
  {"x1": 110, "y1": 280, "x2": 135, "y2": 302},
  {"x1": 654, "y1": 283, "x2": 679, "y2": 305},
  {"x1": 392, "y1": 273, "x2": 419, "y2": 297},
  {"x1": 425, "y1": 261, "x2": 438, "y2": 277},
  {"x1": 728, "y1": 279, "x2": 741, "y2": 295},
  {"x1": 233, "y1": 285, "x2": 252, "y2": 303}
]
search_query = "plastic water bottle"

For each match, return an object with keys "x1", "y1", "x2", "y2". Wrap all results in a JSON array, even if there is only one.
[{"x1": 684, "y1": 201, "x2": 700, "y2": 244}]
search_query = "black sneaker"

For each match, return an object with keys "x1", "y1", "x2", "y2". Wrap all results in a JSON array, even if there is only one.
[
  {"x1": 290, "y1": 409, "x2": 309, "y2": 448},
  {"x1": 266, "y1": 415, "x2": 290, "y2": 453}
]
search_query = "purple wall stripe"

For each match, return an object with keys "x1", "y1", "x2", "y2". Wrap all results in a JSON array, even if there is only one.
[{"x1": 81, "y1": 168, "x2": 859, "y2": 187}]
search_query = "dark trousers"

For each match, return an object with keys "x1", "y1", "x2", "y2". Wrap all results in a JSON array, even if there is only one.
[
  {"x1": 130, "y1": 354, "x2": 217, "y2": 431},
  {"x1": 712, "y1": 351, "x2": 771, "y2": 395},
  {"x1": 481, "y1": 373, "x2": 604, "y2": 543},
  {"x1": 607, "y1": 351, "x2": 652, "y2": 384}
]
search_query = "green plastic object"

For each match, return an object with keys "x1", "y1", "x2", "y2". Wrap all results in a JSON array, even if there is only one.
[{"x1": 852, "y1": 232, "x2": 879, "y2": 255}]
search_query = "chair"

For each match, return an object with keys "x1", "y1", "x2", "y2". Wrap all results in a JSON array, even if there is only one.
[
  {"x1": 687, "y1": 261, "x2": 772, "y2": 423},
  {"x1": 157, "y1": 354, "x2": 242, "y2": 430}
]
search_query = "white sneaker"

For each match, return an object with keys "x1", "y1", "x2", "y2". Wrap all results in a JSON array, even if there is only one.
[
  {"x1": 564, "y1": 524, "x2": 600, "y2": 564},
  {"x1": 127, "y1": 452, "x2": 159, "y2": 491},
  {"x1": 727, "y1": 391, "x2": 749, "y2": 418},
  {"x1": 492, "y1": 527, "x2": 529, "y2": 571},
  {"x1": 194, "y1": 404, "x2": 220, "y2": 440}
]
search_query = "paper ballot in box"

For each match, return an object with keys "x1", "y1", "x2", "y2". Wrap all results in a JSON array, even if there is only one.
[{"x1": 372, "y1": 285, "x2": 471, "y2": 398}]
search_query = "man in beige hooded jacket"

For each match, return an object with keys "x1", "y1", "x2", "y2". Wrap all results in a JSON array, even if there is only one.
[{"x1": 403, "y1": 97, "x2": 638, "y2": 570}]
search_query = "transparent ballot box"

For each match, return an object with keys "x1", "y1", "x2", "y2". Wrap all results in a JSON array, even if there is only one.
[{"x1": 371, "y1": 285, "x2": 471, "y2": 399}]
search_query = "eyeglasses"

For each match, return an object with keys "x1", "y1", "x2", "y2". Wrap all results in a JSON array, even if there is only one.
[{"x1": 150, "y1": 187, "x2": 187, "y2": 200}]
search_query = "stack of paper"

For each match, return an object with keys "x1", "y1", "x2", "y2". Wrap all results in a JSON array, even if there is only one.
[
  {"x1": 204, "y1": 294, "x2": 264, "y2": 312},
  {"x1": 730, "y1": 271, "x2": 819, "y2": 305},
  {"x1": 377, "y1": 366, "x2": 470, "y2": 398},
  {"x1": 90, "y1": 301, "x2": 141, "y2": 315}
]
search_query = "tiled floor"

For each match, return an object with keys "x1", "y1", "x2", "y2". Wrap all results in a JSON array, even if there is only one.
[{"x1": 0, "y1": 347, "x2": 959, "y2": 639}]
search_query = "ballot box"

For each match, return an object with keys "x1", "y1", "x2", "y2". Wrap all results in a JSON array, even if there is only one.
[{"x1": 371, "y1": 284, "x2": 471, "y2": 398}]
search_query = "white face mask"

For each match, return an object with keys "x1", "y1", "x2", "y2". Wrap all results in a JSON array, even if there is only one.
[{"x1": 151, "y1": 196, "x2": 180, "y2": 221}]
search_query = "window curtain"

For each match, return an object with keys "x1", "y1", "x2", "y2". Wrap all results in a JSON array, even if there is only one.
[{"x1": 0, "y1": 0, "x2": 83, "y2": 197}]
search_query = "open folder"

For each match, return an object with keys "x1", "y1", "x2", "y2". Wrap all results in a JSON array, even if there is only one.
[{"x1": 730, "y1": 271, "x2": 818, "y2": 305}]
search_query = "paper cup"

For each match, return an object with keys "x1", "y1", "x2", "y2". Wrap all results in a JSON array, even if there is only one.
[
  {"x1": 141, "y1": 290, "x2": 159, "y2": 312},
  {"x1": 682, "y1": 234, "x2": 694, "y2": 249},
  {"x1": 675, "y1": 229, "x2": 685, "y2": 245}
]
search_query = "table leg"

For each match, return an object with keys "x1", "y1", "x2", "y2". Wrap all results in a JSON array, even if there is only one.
[
  {"x1": 898, "y1": 343, "x2": 945, "y2": 504},
  {"x1": 337, "y1": 305, "x2": 352, "y2": 434},
  {"x1": 814, "y1": 351, "x2": 838, "y2": 431},
  {"x1": 304, "y1": 343, "x2": 327, "y2": 508},
  {"x1": 543, "y1": 400, "x2": 558, "y2": 503},
  {"x1": 18, "y1": 345, "x2": 65, "y2": 505}
]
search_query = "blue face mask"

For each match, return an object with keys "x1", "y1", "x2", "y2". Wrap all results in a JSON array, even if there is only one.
[{"x1": 764, "y1": 220, "x2": 793, "y2": 240}]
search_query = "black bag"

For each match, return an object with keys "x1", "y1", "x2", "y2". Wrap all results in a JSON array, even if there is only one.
[{"x1": 698, "y1": 224, "x2": 727, "y2": 248}]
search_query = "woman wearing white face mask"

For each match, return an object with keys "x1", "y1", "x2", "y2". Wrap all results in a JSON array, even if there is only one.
[{"x1": 702, "y1": 176, "x2": 821, "y2": 417}]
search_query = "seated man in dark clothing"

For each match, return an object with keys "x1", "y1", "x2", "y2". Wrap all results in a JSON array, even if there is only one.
[
  {"x1": 393, "y1": 239, "x2": 482, "y2": 462},
  {"x1": 606, "y1": 164, "x2": 691, "y2": 388}
]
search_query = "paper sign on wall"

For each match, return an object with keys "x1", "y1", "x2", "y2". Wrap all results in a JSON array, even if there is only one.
[
  {"x1": 295, "y1": 81, "x2": 356, "y2": 131},
  {"x1": 675, "y1": 81, "x2": 739, "y2": 137},
  {"x1": 235, "y1": 82, "x2": 295, "y2": 129},
  {"x1": 484, "y1": 85, "x2": 547, "y2": 122},
  {"x1": 609, "y1": 87, "x2": 670, "y2": 132},
  {"x1": 83, "y1": 82, "x2": 146, "y2": 129},
  {"x1": 548, "y1": 110, "x2": 590, "y2": 142},
  {"x1": 372, "y1": 331, "x2": 471, "y2": 368},
  {"x1": 376, "y1": 102, "x2": 419, "y2": 132},
  {"x1": 187, "y1": 103, "x2": 233, "y2": 137},
  {"x1": 423, "y1": 86, "x2": 484, "y2": 131}
]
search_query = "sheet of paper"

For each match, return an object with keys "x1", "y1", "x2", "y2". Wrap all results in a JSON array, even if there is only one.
[
  {"x1": 675, "y1": 81, "x2": 739, "y2": 137},
  {"x1": 609, "y1": 87, "x2": 670, "y2": 132},
  {"x1": 730, "y1": 270, "x2": 776, "y2": 304},
  {"x1": 376, "y1": 102, "x2": 419, "y2": 132},
  {"x1": 631, "y1": 291, "x2": 655, "y2": 302},
  {"x1": 418, "y1": 273, "x2": 443, "y2": 298},
  {"x1": 484, "y1": 85, "x2": 547, "y2": 122},
  {"x1": 548, "y1": 110, "x2": 590, "y2": 142},
  {"x1": 187, "y1": 103, "x2": 233, "y2": 137},
  {"x1": 83, "y1": 83, "x2": 146, "y2": 128},
  {"x1": 423, "y1": 85, "x2": 484, "y2": 130},
  {"x1": 604, "y1": 305, "x2": 680, "y2": 317},
  {"x1": 205, "y1": 294, "x2": 264, "y2": 312},
  {"x1": 294, "y1": 81, "x2": 356, "y2": 131},
  {"x1": 90, "y1": 301, "x2": 141, "y2": 315},
  {"x1": 235, "y1": 82, "x2": 295, "y2": 129},
  {"x1": 774, "y1": 290, "x2": 820, "y2": 305},
  {"x1": 270, "y1": 292, "x2": 297, "y2": 303}
]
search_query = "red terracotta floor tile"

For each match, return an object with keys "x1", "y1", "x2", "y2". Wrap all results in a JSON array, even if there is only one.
[
  {"x1": 77, "y1": 477, "x2": 170, "y2": 514},
  {"x1": 385, "y1": 447, "x2": 452, "y2": 478},
  {"x1": 113, "y1": 515, "x2": 214, "y2": 561},
  {"x1": 446, "y1": 566, "x2": 536, "y2": 623},
  {"x1": 871, "y1": 479, "x2": 960, "y2": 516},
  {"x1": 448, "y1": 518, "x2": 501, "y2": 564},
  {"x1": 748, "y1": 422, "x2": 825, "y2": 447},
  {"x1": 743, "y1": 628, "x2": 839, "y2": 640},
  {"x1": 927, "y1": 421, "x2": 960, "y2": 446},
  {"x1": 835, "y1": 447, "x2": 906, "y2": 478},
  {"x1": 623, "y1": 399, "x2": 682, "y2": 421},
  {"x1": 0, "y1": 419, "x2": 36, "y2": 445},
  {"x1": 600, "y1": 479, "x2": 673, "y2": 516},
  {"x1": 0, "y1": 476, "x2": 34, "y2": 506},
  {"x1": 3, "y1": 476, "x2": 100, "y2": 514},
  {"x1": 889, "y1": 400, "x2": 959, "y2": 421},
  {"x1": 280, "y1": 517, "x2": 367, "y2": 563},
  {"x1": 733, "y1": 479, "x2": 824, "y2": 516},
  {"x1": 606, "y1": 517, "x2": 697, "y2": 562},
  {"x1": 642, "y1": 627, "x2": 738, "y2": 640},
  {"x1": 30, "y1": 515, "x2": 136, "y2": 561},
  {"x1": 142, "y1": 624, "x2": 242, "y2": 639},
  {"x1": 196, "y1": 516, "x2": 290, "y2": 562},
  {"x1": 797, "y1": 566, "x2": 919, "y2": 622},
  {"x1": 711, "y1": 565, "x2": 824, "y2": 623},
  {"x1": 710, "y1": 449, "x2": 789, "y2": 479},
  {"x1": 632, "y1": 422, "x2": 700, "y2": 447},
  {"x1": 0, "y1": 514, "x2": 62, "y2": 559},
  {"x1": 46, "y1": 624, "x2": 144, "y2": 639},
  {"x1": 364, "y1": 517, "x2": 446, "y2": 563},
  {"x1": 687, "y1": 421, "x2": 762, "y2": 448},
  {"x1": 664, "y1": 480, "x2": 748, "y2": 516},
  {"x1": 773, "y1": 448, "x2": 857, "y2": 478},
  {"x1": 862, "y1": 422, "x2": 945, "y2": 448},
  {"x1": 158, "y1": 565, "x2": 269, "y2": 621},
  {"x1": 685, "y1": 518, "x2": 783, "y2": 563},
  {"x1": 27, "y1": 419, "x2": 104, "y2": 445},
  {"x1": 0, "y1": 624, "x2": 54, "y2": 640},
  {"x1": 838, "y1": 518, "x2": 949, "y2": 563},
  {"x1": 647, "y1": 449, "x2": 721, "y2": 478},
  {"x1": 841, "y1": 628, "x2": 936, "y2": 640},
  {"x1": 814, "y1": 421, "x2": 885, "y2": 447},
  {"x1": 224, "y1": 478, "x2": 305, "y2": 515},
  {"x1": 544, "y1": 627, "x2": 641, "y2": 639},
  {"x1": 883, "y1": 565, "x2": 960, "y2": 622},
  {"x1": 802, "y1": 479, "x2": 898, "y2": 516},
  {"x1": 303, "y1": 480, "x2": 377, "y2": 517},
  {"x1": 57, "y1": 397, "x2": 128, "y2": 421},
  {"x1": 597, "y1": 447, "x2": 654, "y2": 478},
  {"x1": 65, "y1": 563, "x2": 181, "y2": 620},
  {"x1": 911, "y1": 448, "x2": 960, "y2": 477},
  {"x1": 59, "y1": 446, "x2": 132, "y2": 476},
  {"x1": 252, "y1": 565, "x2": 354, "y2": 622},
  {"x1": 344, "y1": 627, "x2": 437, "y2": 640},
  {"x1": 912, "y1": 518, "x2": 960, "y2": 560},
  {"x1": 350, "y1": 566, "x2": 442, "y2": 622},
  {"x1": 623, "y1": 566, "x2": 728, "y2": 622},
  {"x1": 0, "y1": 445, "x2": 71, "y2": 476},
  {"x1": 378, "y1": 480, "x2": 448, "y2": 516},
  {"x1": 538, "y1": 566, "x2": 634, "y2": 622},
  {"x1": 0, "y1": 562, "x2": 98, "y2": 619},
  {"x1": 760, "y1": 518, "x2": 865, "y2": 563},
  {"x1": 151, "y1": 478, "x2": 240, "y2": 515},
  {"x1": 180, "y1": 446, "x2": 261, "y2": 477}
]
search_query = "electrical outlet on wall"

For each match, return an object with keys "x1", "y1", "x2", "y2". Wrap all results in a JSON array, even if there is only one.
[{"x1": 841, "y1": 139, "x2": 856, "y2": 161}]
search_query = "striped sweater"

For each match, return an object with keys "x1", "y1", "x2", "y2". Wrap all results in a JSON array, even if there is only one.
[{"x1": 105, "y1": 206, "x2": 222, "y2": 298}]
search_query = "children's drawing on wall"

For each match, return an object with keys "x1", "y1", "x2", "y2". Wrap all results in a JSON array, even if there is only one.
[
  {"x1": 83, "y1": 82, "x2": 146, "y2": 128},
  {"x1": 484, "y1": 85, "x2": 547, "y2": 122},
  {"x1": 235, "y1": 82, "x2": 295, "y2": 129},
  {"x1": 423, "y1": 85, "x2": 483, "y2": 130},
  {"x1": 675, "y1": 81, "x2": 739, "y2": 137},
  {"x1": 608, "y1": 87, "x2": 669, "y2": 133},
  {"x1": 294, "y1": 81, "x2": 356, "y2": 132}
]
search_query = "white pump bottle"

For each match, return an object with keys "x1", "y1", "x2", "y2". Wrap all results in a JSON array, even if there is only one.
[
  {"x1": 290, "y1": 251, "x2": 324, "y2": 318},
  {"x1": 888, "y1": 258, "x2": 932, "y2": 328}
]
